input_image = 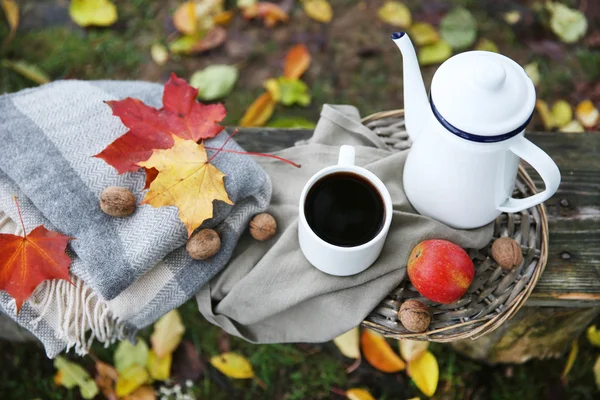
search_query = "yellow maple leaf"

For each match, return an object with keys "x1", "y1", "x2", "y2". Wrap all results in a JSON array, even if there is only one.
[{"x1": 138, "y1": 136, "x2": 233, "y2": 237}]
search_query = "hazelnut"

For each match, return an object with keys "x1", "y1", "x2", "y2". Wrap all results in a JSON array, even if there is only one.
[
  {"x1": 491, "y1": 237, "x2": 523, "y2": 270},
  {"x1": 186, "y1": 229, "x2": 221, "y2": 260},
  {"x1": 249, "y1": 213, "x2": 277, "y2": 241},
  {"x1": 398, "y1": 300, "x2": 431, "y2": 333},
  {"x1": 100, "y1": 186, "x2": 136, "y2": 217}
]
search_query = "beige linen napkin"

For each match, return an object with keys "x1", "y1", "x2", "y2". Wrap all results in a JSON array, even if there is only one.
[{"x1": 197, "y1": 105, "x2": 494, "y2": 343}]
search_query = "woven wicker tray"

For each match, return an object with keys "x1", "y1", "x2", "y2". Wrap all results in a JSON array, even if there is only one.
[{"x1": 360, "y1": 110, "x2": 549, "y2": 342}]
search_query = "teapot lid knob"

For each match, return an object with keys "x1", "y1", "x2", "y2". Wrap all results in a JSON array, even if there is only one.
[{"x1": 474, "y1": 60, "x2": 506, "y2": 90}]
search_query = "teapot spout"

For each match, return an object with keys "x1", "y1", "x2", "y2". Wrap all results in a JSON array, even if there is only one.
[{"x1": 392, "y1": 32, "x2": 429, "y2": 141}]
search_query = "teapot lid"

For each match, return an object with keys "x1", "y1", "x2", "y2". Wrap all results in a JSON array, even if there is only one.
[{"x1": 430, "y1": 51, "x2": 535, "y2": 143}]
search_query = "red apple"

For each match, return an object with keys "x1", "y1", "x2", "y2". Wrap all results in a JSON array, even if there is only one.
[{"x1": 407, "y1": 239, "x2": 474, "y2": 304}]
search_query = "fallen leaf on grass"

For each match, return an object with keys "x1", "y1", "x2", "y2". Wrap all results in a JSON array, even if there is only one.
[
  {"x1": 1, "y1": 59, "x2": 50, "y2": 85},
  {"x1": 575, "y1": 100, "x2": 599, "y2": 129},
  {"x1": 559, "y1": 120, "x2": 584, "y2": 133},
  {"x1": 546, "y1": 2, "x2": 587, "y2": 44},
  {"x1": 440, "y1": 7, "x2": 477, "y2": 50},
  {"x1": 409, "y1": 22, "x2": 439, "y2": 46},
  {"x1": 116, "y1": 364, "x2": 150, "y2": 397},
  {"x1": 95, "y1": 361, "x2": 118, "y2": 400},
  {"x1": 190, "y1": 65, "x2": 238, "y2": 101},
  {"x1": 303, "y1": 0, "x2": 333, "y2": 23},
  {"x1": 333, "y1": 327, "x2": 360, "y2": 359},
  {"x1": 96, "y1": 73, "x2": 225, "y2": 173},
  {"x1": 69, "y1": 0, "x2": 117, "y2": 27},
  {"x1": 54, "y1": 357, "x2": 99, "y2": 399},
  {"x1": 550, "y1": 100, "x2": 572, "y2": 128},
  {"x1": 475, "y1": 38, "x2": 498, "y2": 53},
  {"x1": 123, "y1": 385, "x2": 156, "y2": 400},
  {"x1": 284, "y1": 44, "x2": 311, "y2": 80},
  {"x1": 147, "y1": 350, "x2": 171, "y2": 381},
  {"x1": 151, "y1": 309, "x2": 185, "y2": 358},
  {"x1": 210, "y1": 352, "x2": 254, "y2": 379},
  {"x1": 114, "y1": 339, "x2": 149, "y2": 374},
  {"x1": 594, "y1": 355, "x2": 600, "y2": 390},
  {"x1": 524, "y1": 62, "x2": 540, "y2": 86},
  {"x1": 173, "y1": 1, "x2": 198, "y2": 35},
  {"x1": 418, "y1": 40, "x2": 452, "y2": 66},
  {"x1": 214, "y1": 10, "x2": 234, "y2": 26},
  {"x1": 346, "y1": 388, "x2": 376, "y2": 400},
  {"x1": 587, "y1": 325, "x2": 600, "y2": 347},
  {"x1": 360, "y1": 329, "x2": 405, "y2": 373},
  {"x1": 399, "y1": 339, "x2": 428, "y2": 362},
  {"x1": 561, "y1": 340, "x2": 578, "y2": 381},
  {"x1": 503, "y1": 10, "x2": 521, "y2": 25},
  {"x1": 240, "y1": 92, "x2": 276, "y2": 127},
  {"x1": 266, "y1": 77, "x2": 311, "y2": 106},
  {"x1": 150, "y1": 43, "x2": 169, "y2": 66},
  {"x1": 0, "y1": 198, "x2": 72, "y2": 312},
  {"x1": 267, "y1": 118, "x2": 316, "y2": 128},
  {"x1": 377, "y1": 1, "x2": 411, "y2": 28},
  {"x1": 1, "y1": 0, "x2": 18, "y2": 45},
  {"x1": 536, "y1": 100, "x2": 555, "y2": 130},
  {"x1": 407, "y1": 350, "x2": 438, "y2": 397},
  {"x1": 243, "y1": 2, "x2": 289, "y2": 27},
  {"x1": 138, "y1": 137, "x2": 233, "y2": 237},
  {"x1": 169, "y1": 27, "x2": 228, "y2": 55}
]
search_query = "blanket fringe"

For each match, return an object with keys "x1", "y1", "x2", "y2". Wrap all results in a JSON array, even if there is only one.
[{"x1": 29, "y1": 275, "x2": 131, "y2": 356}]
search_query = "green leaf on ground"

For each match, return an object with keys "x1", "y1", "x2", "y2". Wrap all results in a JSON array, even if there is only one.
[
  {"x1": 1, "y1": 60, "x2": 50, "y2": 85},
  {"x1": 268, "y1": 117, "x2": 316, "y2": 128},
  {"x1": 54, "y1": 357, "x2": 99, "y2": 399},
  {"x1": 267, "y1": 77, "x2": 311, "y2": 107},
  {"x1": 115, "y1": 339, "x2": 150, "y2": 374},
  {"x1": 547, "y1": 2, "x2": 587, "y2": 44},
  {"x1": 418, "y1": 41, "x2": 452, "y2": 66},
  {"x1": 190, "y1": 65, "x2": 239, "y2": 101},
  {"x1": 377, "y1": 1, "x2": 412, "y2": 28},
  {"x1": 440, "y1": 7, "x2": 477, "y2": 50},
  {"x1": 69, "y1": 0, "x2": 117, "y2": 27},
  {"x1": 524, "y1": 62, "x2": 540, "y2": 86},
  {"x1": 475, "y1": 38, "x2": 498, "y2": 53},
  {"x1": 409, "y1": 22, "x2": 439, "y2": 46}
]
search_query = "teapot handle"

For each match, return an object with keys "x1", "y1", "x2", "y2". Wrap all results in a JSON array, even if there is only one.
[{"x1": 497, "y1": 136, "x2": 561, "y2": 213}]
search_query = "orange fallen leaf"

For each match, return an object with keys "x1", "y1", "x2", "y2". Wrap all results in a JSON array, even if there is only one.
[
  {"x1": 240, "y1": 92, "x2": 276, "y2": 127},
  {"x1": 138, "y1": 137, "x2": 233, "y2": 237},
  {"x1": 214, "y1": 10, "x2": 234, "y2": 25},
  {"x1": 95, "y1": 361, "x2": 118, "y2": 400},
  {"x1": 123, "y1": 385, "x2": 156, "y2": 400},
  {"x1": 0, "y1": 198, "x2": 72, "y2": 312},
  {"x1": 360, "y1": 329, "x2": 405, "y2": 373},
  {"x1": 243, "y1": 2, "x2": 289, "y2": 28},
  {"x1": 346, "y1": 388, "x2": 376, "y2": 400},
  {"x1": 575, "y1": 99, "x2": 599, "y2": 129},
  {"x1": 284, "y1": 44, "x2": 311, "y2": 79},
  {"x1": 173, "y1": 1, "x2": 197, "y2": 35}
]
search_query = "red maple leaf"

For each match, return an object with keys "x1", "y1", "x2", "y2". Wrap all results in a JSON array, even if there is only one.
[
  {"x1": 95, "y1": 73, "x2": 226, "y2": 173},
  {"x1": 0, "y1": 199, "x2": 73, "y2": 313}
]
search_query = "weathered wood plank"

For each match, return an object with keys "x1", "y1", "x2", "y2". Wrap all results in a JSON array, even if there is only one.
[{"x1": 232, "y1": 128, "x2": 600, "y2": 307}]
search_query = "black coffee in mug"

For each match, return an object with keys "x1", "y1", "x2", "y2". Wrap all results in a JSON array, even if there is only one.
[{"x1": 304, "y1": 172, "x2": 385, "y2": 247}]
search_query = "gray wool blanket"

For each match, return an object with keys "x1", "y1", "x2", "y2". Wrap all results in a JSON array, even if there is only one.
[{"x1": 0, "y1": 80, "x2": 271, "y2": 357}]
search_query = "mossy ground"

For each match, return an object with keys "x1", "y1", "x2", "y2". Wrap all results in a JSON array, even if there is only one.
[{"x1": 1, "y1": 1, "x2": 599, "y2": 399}]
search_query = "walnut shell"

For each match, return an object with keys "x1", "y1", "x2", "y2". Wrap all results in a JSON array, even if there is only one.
[
  {"x1": 491, "y1": 237, "x2": 523, "y2": 270},
  {"x1": 186, "y1": 229, "x2": 221, "y2": 260},
  {"x1": 249, "y1": 213, "x2": 277, "y2": 241},
  {"x1": 398, "y1": 300, "x2": 431, "y2": 333},
  {"x1": 100, "y1": 186, "x2": 136, "y2": 217}
]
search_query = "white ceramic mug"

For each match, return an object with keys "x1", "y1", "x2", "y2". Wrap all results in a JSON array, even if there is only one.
[{"x1": 298, "y1": 145, "x2": 393, "y2": 276}]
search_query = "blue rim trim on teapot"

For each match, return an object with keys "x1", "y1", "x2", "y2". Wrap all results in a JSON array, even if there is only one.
[{"x1": 430, "y1": 95, "x2": 533, "y2": 143}]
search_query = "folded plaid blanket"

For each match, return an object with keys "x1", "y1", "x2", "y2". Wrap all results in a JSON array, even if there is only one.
[{"x1": 0, "y1": 81, "x2": 271, "y2": 357}]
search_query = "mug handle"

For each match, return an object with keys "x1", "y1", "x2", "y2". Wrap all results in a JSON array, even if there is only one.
[
  {"x1": 338, "y1": 145, "x2": 356, "y2": 166},
  {"x1": 497, "y1": 136, "x2": 561, "y2": 213}
]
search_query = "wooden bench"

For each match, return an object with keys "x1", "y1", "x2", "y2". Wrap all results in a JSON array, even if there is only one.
[{"x1": 235, "y1": 129, "x2": 600, "y2": 364}]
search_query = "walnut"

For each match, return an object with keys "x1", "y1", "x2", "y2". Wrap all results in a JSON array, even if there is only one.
[
  {"x1": 186, "y1": 229, "x2": 221, "y2": 260},
  {"x1": 249, "y1": 213, "x2": 277, "y2": 241},
  {"x1": 100, "y1": 186, "x2": 136, "y2": 217},
  {"x1": 491, "y1": 237, "x2": 523, "y2": 270},
  {"x1": 398, "y1": 300, "x2": 431, "y2": 333}
]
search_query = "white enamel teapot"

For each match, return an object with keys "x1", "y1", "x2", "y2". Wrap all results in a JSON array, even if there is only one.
[{"x1": 392, "y1": 32, "x2": 561, "y2": 229}]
